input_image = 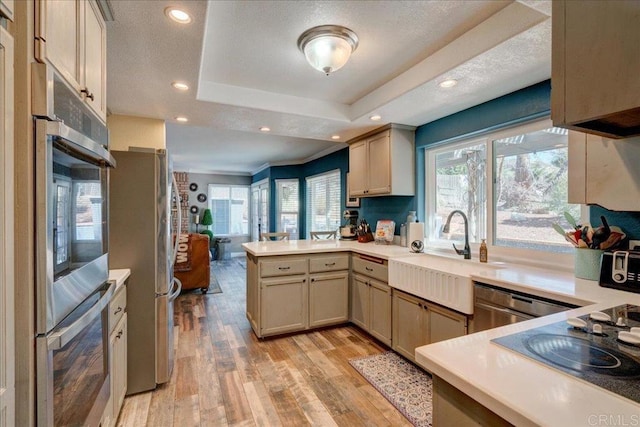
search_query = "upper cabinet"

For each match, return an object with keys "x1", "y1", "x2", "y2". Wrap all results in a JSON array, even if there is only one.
[
  {"x1": 348, "y1": 125, "x2": 415, "y2": 197},
  {"x1": 35, "y1": 0, "x2": 107, "y2": 122},
  {"x1": 0, "y1": 0, "x2": 14, "y2": 21},
  {"x1": 568, "y1": 130, "x2": 640, "y2": 211},
  {"x1": 551, "y1": 0, "x2": 640, "y2": 139}
]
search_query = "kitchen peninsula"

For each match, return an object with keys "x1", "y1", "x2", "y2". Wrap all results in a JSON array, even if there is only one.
[{"x1": 243, "y1": 240, "x2": 640, "y2": 426}]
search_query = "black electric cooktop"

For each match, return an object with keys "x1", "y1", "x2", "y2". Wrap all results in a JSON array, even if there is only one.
[{"x1": 492, "y1": 304, "x2": 640, "y2": 404}]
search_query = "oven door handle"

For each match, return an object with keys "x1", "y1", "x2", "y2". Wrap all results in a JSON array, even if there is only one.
[{"x1": 47, "y1": 282, "x2": 115, "y2": 350}]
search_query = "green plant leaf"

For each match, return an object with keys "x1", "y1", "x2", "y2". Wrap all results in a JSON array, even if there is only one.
[
  {"x1": 564, "y1": 211, "x2": 577, "y2": 229},
  {"x1": 552, "y1": 223, "x2": 566, "y2": 236}
]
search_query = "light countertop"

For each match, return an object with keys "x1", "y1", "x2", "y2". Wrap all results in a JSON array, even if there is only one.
[
  {"x1": 108, "y1": 268, "x2": 130, "y2": 291},
  {"x1": 243, "y1": 240, "x2": 640, "y2": 424}
]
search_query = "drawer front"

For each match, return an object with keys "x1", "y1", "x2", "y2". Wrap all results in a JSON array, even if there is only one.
[
  {"x1": 260, "y1": 257, "x2": 308, "y2": 277},
  {"x1": 309, "y1": 254, "x2": 349, "y2": 273},
  {"x1": 109, "y1": 286, "x2": 127, "y2": 333},
  {"x1": 352, "y1": 256, "x2": 388, "y2": 283}
]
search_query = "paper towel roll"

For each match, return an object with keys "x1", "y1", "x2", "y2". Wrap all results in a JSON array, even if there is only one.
[{"x1": 407, "y1": 222, "x2": 424, "y2": 246}]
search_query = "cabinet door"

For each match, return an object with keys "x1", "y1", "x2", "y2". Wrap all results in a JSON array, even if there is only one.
[
  {"x1": 112, "y1": 314, "x2": 127, "y2": 423},
  {"x1": 348, "y1": 140, "x2": 368, "y2": 196},
  {"x1": 309, "y1": 272, "x2": 349, "y2": 328},
  {"x1": 392, "y1": 291, "x2": 428, "y2": 362},
  {"x1": 82, "y1": 0, "x2": 107, "y2": 121},
  {"x1": 369, "y1": 279, "x2": 392, "y2": 346},
  {"x1": 36, "y1": 0, "x2": 81, "y2": 90},
  {"x1": 429, "y1": 304, "x2": 467, "y2": 344},
  {"x1": 366, "y1": 131, "x2": 391, "y2": 195},
  {"x1": 0, "y1": 0, "x2": 14, "y2": 21},
  {"x1": 0, "y1": 26, "x2": 15, "y2": 427},
  {"x1": 350, "y1": 274, "x2": 369, "y2": 330},
  {"x1": 260, "y1": 275, "x2": 307, "y2": 336}
]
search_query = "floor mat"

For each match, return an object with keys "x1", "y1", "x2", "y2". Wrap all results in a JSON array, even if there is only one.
[{"x1": 349, "y1": 351, "x2": 432, "y2": 427}]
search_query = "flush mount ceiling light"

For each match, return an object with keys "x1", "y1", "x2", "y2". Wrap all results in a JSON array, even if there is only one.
[
  {"x1": 369, "y1": 114, "x2": 382, "y2": 121},
  {"x1": 175, "y1": 116, "x2": 188, "y2": 123},
  {"x1": 297, "y1": 25, "x2": 359, "y2": 76},
  {"x1": 331, "y1": 135, "x2": 341, "y2": 140},
  {"x1": 165, "y1": 7, "x2": 192, "y2": 24},
  {"x1": 439, "y1": 79, "x2": 458, "y2": 88}
]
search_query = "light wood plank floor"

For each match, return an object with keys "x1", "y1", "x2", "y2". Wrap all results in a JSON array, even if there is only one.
[{"x1": 117, "y1": 258, "x2": 411, "y2": 427}]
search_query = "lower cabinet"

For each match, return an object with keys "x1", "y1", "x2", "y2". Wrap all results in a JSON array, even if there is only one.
[
  {"x1": 261, "y1": 275, "x2": 308, "y2": 336},
  {"x1": 309, "y1": 271, "x2": 349, "y2": 328},
  {"x1": 392, "y1": 291, "x2": 429, "y2": 362},
  {"x1": 247, "y1": 253, "x2": 349, "y2": 338},
  {"x1": 351, "y1": 273, "x2": 392, "y2": 346},
  {"x1": 393, "y1": 289, "x2": 468, "y2": 362},
  {"x1": 111, "y1": 314, "x2": 128, "y2": 424}
]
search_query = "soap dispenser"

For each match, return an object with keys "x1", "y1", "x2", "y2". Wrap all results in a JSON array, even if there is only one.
[{"x1": 479, "y1": 239, "x2": 488, "y2": 263}]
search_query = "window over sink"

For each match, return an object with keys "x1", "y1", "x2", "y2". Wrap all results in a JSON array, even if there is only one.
[{"x1": 425, "y1": 118, "x2": 585, "y2": 260}]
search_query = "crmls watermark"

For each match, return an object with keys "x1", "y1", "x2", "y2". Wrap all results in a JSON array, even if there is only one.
[{"x1": 588, "y1": 414, "x2": 640, "y2": 426}]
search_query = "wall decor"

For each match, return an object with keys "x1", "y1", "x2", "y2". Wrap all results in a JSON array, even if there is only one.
[
  {"x1": 189, "y1": 182, "x2": 198, "y2": 191},
  {"x1": 197, "y1": 193, "x2": 207, "y2": 203},
  {"x1": 190, "y1": 205, "x2": 198, "y2": 214}
]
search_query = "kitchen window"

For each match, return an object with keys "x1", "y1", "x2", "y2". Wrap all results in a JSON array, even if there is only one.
[
  {"x1": 275, "y1": 179, "x2": 299, "y2": 239},
  {"x1": 306, "y1": 169, "x2": 341, "y2": 237},
  {"x1": 425, "y1": 119, "x2": 582, "y2": 260},
  {"x1": 208, "y1": 185, "x2": 250, "y2": 236}
]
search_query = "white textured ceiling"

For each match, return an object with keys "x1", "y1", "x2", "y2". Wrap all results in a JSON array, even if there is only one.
[{"x1": 106, "y1": 0, "x2": 552, "y2": 175}]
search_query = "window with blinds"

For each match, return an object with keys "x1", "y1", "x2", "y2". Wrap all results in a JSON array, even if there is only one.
[
  {"x1": 208, "y1": 185, "x2": 250, "y2": 236},
  {"x1": 275, "y1": 179, "x2": 299, "y2": 239},
  {"x1": 305, "y1": 169, "x2": 341, "y2": 237}
]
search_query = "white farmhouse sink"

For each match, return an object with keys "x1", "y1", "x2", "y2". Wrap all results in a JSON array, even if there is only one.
[{"x1": 389, "y1": 254, "x2": 504, "y2": 314}]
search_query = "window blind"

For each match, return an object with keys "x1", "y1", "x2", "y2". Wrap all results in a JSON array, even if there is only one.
[{"x1": 306, "y1": 169, "x2": 341, "y2": 236}]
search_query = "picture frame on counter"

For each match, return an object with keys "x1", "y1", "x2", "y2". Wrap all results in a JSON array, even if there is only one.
[{"x1": 346, "y1": 173, "x2": 360, "y2": 208}]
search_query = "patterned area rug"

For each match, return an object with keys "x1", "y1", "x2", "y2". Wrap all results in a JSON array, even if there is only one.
[{"x1": 349, "y1": 351, "x2": 433, "y2": 426}]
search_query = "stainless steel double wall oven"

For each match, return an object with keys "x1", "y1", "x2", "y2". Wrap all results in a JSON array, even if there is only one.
[{"x1": 33, "y1": 63, "x2": 116, "y2": 426}]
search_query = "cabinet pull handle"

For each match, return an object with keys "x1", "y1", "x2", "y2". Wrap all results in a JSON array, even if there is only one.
[
  {"x1": 365, "y1": 267, "x2": 373, "y2": 272},
  {"x1": 117, "y1": 331, "x2": 123, "y2": 338},
  {"x1": 278, "y1": 266, "x2": 291, "y2": 270},
  {"x1": 114, "y1": 307, "x2": 123, "y2": 315},
  {"x1": 325, "y1": 262, "x2": 335, "y2": 267},
  {"x1": 311, "y1": 278, "x2": 315, "y2": 282},
  {"x1": 81, "y1": 88, "x2": 95, "y2": 101}
]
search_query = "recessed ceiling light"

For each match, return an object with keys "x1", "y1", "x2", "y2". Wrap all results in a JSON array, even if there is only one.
[
  {"x1": 370, "y1": 114, "x2": 382, "y2": 121},
  {"x1": 165, "y1": 7, "x2": 192, "y2": 24},
  {"x1": 259, "y1": 126, "x2": 271, "y2": 132},
  {"x1": 172, "y1": 81, "x2": 189, "y2": 91},
  {"x1": 175, "y1": 116, "x2": 188, "y2": 122},
  {"x1": 439, "y1": 79, "x2": 458, "y2": 88},
  {"x1": 331, "y1": 135, "x2": 340, "y2": 140}
]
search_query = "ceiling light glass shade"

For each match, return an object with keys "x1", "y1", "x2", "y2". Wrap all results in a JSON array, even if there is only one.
[{"x1": 298, "y1": 25, "x2": 358, "y2": 75}]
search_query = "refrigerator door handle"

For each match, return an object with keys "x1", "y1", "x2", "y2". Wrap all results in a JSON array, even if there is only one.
[
  {"x1": 168, "y1": 277, "x2": 182, "y2": 302},
  {"x1": 170, "y1": 172, "x2": 182, "y2": 265}
]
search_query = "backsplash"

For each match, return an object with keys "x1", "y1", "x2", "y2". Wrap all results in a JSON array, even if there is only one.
[
  {"x1": 591, "y1": 206, "x2": 640, "y2": 242},
  {"x1": 358, "y1": 196, "x2": 416, "y2": 235}
]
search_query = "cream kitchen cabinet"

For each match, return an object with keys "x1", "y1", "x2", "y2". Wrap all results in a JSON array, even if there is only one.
[
  {"x1": 348, "y1": 125, "x2": 415, "y2": 197},
  {"x1": 350, "y1": 255, "x2": 392, "y2": 346},
  {"x1": 35, "y1": 0, "x2": 107, "y2": 122},
  {"x1": 392, "y1": 290, "x2": 429, "y2": 362},
  {"x1": 247, "y1": 253, "x2": 349, "y2": 338},
  {"x1": 102, "y1": 283, "x2": 127, "y2": 427},
  {"x1": 393, "y1": 289, "x2": 468, "y2": 363},
  {"x1": 567, "y1": 130, "x2": 640, "y2": 211},
  {"x1": 309, "y1": 255, "x2": 349, "y2": 328},
  {"x1": 551, "y1": 0, "x2": 640, "y2": 139},
  {"x1": 0, "y1": 0, "x2": 13, "y2": 21},
  {"x1": 0, "y1": 25, "x2": 15, "y2": 427}
]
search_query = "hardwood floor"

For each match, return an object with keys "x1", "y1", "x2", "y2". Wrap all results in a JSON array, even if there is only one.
[{"x1": 116, "y1": 258, "x2": 411, "y2": 427}]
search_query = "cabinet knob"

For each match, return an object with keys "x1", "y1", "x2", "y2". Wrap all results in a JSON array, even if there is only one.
[
  {"x1": 311, "y1": 278, "x2": 315, "y2": 282},
  {"x1": 81, "y1": 88, "x2": 95, "y2": 101}
]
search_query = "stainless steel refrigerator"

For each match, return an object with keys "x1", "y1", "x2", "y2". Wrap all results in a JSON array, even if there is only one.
[{"x1": 109, "y1": 148, "x2": 182, "y2": 394}]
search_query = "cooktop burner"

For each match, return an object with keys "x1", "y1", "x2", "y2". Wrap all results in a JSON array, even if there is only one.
[{"x1": 493, "y1": 304, "x2": 640, "y2": 403}]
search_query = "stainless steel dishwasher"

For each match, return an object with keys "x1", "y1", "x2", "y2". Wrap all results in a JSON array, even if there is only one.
[{"x1": 471, "y1": 283, "x2": 579, "y2": 333}]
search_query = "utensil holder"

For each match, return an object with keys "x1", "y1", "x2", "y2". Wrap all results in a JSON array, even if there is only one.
[{"x1": 574, "y1": 248, "x2": 604, "y2": 281}]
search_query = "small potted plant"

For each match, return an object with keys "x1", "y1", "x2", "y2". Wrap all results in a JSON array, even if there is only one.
[{"x1": 200, "y1": 208, "x2": 214, "y2": 253}]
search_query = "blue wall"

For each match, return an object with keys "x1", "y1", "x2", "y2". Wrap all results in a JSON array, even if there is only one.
[{"x1": 253, "y1": 79, "x2": 640, "y2": 243}]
